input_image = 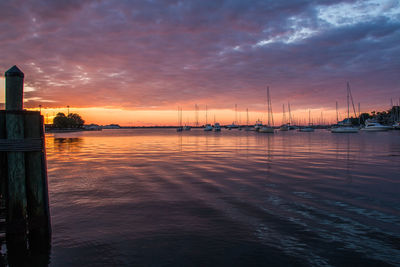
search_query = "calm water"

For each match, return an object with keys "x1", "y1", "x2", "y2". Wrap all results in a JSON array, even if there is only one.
[{"x1": 42, "y1": 129, "x2": 400, "y2": 266}]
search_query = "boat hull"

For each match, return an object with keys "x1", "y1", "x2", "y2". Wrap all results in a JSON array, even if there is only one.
[
  {"x1": 361, "y1": 127, "x2": 391, "y2": 132},
  {"x1": 259, "y1": 127, "x2": 274, "y2": 133},
  {"x1": 298, "y1": 128, "x2": 314, "y2": 132}
]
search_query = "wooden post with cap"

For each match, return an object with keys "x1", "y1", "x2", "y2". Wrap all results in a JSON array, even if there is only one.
[
  {"x1": 4, "y1": 65, "x2": 28, "y2": 248},
  {"x1": 0, "y1": 65, "x2": 51, "y2": 258}
]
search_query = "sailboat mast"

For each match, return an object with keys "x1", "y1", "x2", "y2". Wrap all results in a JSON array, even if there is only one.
[
  {"x1": 347, "y1": 82, "x2": 357, "y2": 118},
  {"x1": 336, "y1": 101, "x2": 339, "y2": 123},
  {"x1": 195, "y1": 104, "x2": 199, "y2": 127},
  {"x1": 246, "y1": 108, "x2": 249, "y2": 126},
  {"x1": 235, "y1": 104, "x2": 238, "y2": 125},
  {"x1": 288, "y1": 102, "x2": 292, "y2": 125},
  {"x1": 309, "y1": 110, "x2": 311, "y2": 126},
  {"x1": 347, "y1": 83, "x2": 350, "y2": 122},
  {"x1": 267, "y1": 86, "x2": 271, "y2": 126},
  {"x1": 206, "y1": 105, "x2": 208, "y2": 125},
  {"x1": 282, "y1": 104, "x2": 286, "y2": 125}
]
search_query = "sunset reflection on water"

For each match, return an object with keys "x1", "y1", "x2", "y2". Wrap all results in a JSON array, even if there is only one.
[{"x1": 45, "y1": 129, "x2": 400, "y2": 266}]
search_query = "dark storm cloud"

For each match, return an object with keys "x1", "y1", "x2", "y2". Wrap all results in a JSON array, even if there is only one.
[{"x1": 0, "y1": 0, "x2": 399, "y2": 111}]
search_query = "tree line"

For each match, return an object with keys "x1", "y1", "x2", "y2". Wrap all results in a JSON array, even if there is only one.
[
  {"x1": 347, "y1": 106, "x2": 400, "y2": 125},
  {"x1": 52, "y1": 113, "x2": 85, "y2": 128}
]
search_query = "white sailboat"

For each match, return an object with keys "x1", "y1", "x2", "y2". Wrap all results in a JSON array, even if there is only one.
[
  {"x1": 259, "y1": 86, "x2": 274, "y2": 133},
  {"x1": 245, "y1": 108, "x2": 254, "y2": 131},
  {"x1": 214, "y1": 122, "x2": 221, "y2": 131},
  {"x1": 204, "y1": 105, "x2": 213, "y2": 131},
  {"x1": 227, "y1": 104, "x2": 239, "y2": 129},
  {"x1": 331, "y1": 82, "x2": 359, "y2": 133},
  {"x1": 299, "y1": 110, "x2": 314, "y2": 132},
  {"x1": 279, "y1": 104, "x2": 289, "y2": 131},
  {"x1": 254, "y1": 119, "x2": 263, "y2": 131}
]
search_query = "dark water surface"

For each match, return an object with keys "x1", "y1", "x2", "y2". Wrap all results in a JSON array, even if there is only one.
[{"x1": 44, "y1": 129, "x2": 399, "y2": 266}]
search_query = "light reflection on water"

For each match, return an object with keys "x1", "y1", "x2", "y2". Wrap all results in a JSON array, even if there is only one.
[{"x1": 45, "y1": 129, "x2": 400, "y2": 266}]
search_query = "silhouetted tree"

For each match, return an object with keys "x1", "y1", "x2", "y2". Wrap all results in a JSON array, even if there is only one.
[
  {"x1": 53, "y1": 113, "x2": 69, "y2": 128},
  {"x1": 67, "y1": 113, "x2": 85, "y2": 128},
  {"x1": 53, "y1": 112, "x2": 85, "y2": 128}
]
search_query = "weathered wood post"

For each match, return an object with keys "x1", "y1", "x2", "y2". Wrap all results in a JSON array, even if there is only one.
[
  {"x1": 0, "y1": 66, "x2": 51, "y2": 263},
  {"x1": 4, "y1": 66, "x2": 28, "y2": 248},
  {"x1": 24, "y1": 111, "x2": 51, "y2": 246}
]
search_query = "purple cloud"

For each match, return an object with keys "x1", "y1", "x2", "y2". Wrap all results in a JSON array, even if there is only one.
[{"x1": 0, "y1": 0, "x2": 399, "y2": 114}]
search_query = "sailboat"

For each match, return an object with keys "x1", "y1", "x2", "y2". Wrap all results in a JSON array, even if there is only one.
[
  {"x1": 204, "y1": 105, "x2": 213, "y2": 131},
  {"x1": 331, "y1": 82, "x2": 359, "y2": 133},
  {"x1": 279, "y1": 104, "x2": 289, "y2": 131},
  {"x1": 213, "y1": 114, "x2": 221, "y2": 131},
  {"x1": 259, "y1": 86, "x2": 275, "y2": 133},
  {"x1": 183, "y1": 116, "x2": 191, "y2": 130},
  {"x1": 287, "y1": 102, "x2": 296, "y2": 130},
  {"x1": 227, "y1": 104, "x2": 239, "y2": 129},
  {"x1": 176, "y1": 107, "x2": 183, "y2": 132},
  {"x1": 299, "y1": 110, "x2": 314, "y2": 132},
  {"x1": 254, "y1": 119, "x2": 263, "y2": 131},
  {"x1": 245, "y1": 108, "x2": 254, "y2": 131}
]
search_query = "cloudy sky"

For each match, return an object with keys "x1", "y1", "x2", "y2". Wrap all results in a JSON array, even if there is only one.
[{"x1": 0, "y1": 0, "x2": 399, "y2": 125}]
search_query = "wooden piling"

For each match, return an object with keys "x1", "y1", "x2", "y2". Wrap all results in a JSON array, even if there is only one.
[
  {"x1": 0, "y1": 112, "x2": 6, "y2": 201},
  {"x1": 24, "y1": 112, "x2": 51, "y2": 244},
  {"x1": 1, "y1": 65, "x2": 51, "y2": 255},
  {"x1": 5, "y1": 111, "x2": 28, "y2": 246}
]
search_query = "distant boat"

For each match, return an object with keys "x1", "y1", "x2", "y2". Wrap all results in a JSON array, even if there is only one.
[
  {"x1": 259, "y1": 86, "x2": 274, "y2": 133},
  {"x1": 204, "y1": 124, "x2": 213, "y2": 131},
  {"x1": 253, "y1": 119, "x2": 263, "y2": 131},
  {"x1": 214, "y1": 123, "x2": 221, "y2": 132},
  {"x1": 203, "y1": 105, "x2": 212, "y2": 131},
  {"x1": 183, "y1": 125, "x2": 191, "y2": 131},
  {"x1": 177, "y1": 107, "x2": 183, "y2": 132},
  {"x1": 361, "y1": 120, "x2": 391, "y2": 132},
  {"x1": 279, "y1": 124, "x2": 289, "y2": 131},
  {"x1": 245, "y1": 108, "x2": 254, "y2": 131},
  {"x1": 226, "y1": 123, "x2": 239, "y2": 129},
  {"x1": 280, "y1": 104, "x2": 289, "y2": 131},
  {"x1": 298, "y1": 110, "x2": 314, "y2": 132},
  {"x1": 393, "y1": 121, "x2": 400, "y2": 130},
  {"x1": 331, "y1": 82, "x2": 359, "y2": 133}
]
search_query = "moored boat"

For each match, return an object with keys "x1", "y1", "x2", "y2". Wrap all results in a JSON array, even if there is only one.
[
  {"x1": 279, "y1": 124, "x2": 289, "y2": 131},
  {"x1": 258, "y1": 86, "x2": 274, "y2": 134},
  {"x1": 330, "y1": 82, "x2": 359, "y2": 134},
  {"x1": 204, "y1": 124, "x2": 213, "y2": 131},
  {"x1": 361, "y1": 120, "x2": 391, "y2": 131},
  {"x1": 259, "y1": 126, "x2": 274, "y2": 133}
]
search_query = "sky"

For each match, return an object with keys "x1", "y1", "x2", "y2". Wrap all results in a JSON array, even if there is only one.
[{"x1": 0, "y1": 0, "x2": 399, "y2": 126}]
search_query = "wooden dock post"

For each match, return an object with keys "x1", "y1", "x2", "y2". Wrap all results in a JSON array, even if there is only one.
[
  {"x1": 0, "y1": 65, "x2": 51, "y2": 261},
  {"x1": 24, "y1": 112, "x2": 51, "y2": 245},
  {"x1": 4, "y1": 66, "x2": 28, "y2": 247}
]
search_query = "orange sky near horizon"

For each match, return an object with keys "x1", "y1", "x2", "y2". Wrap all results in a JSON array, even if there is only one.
[
  {"x1": 24, "y1": 107, "x2": 363, "y2": 127},
  {"x1": 0, "y1": 77, "x2": 393, "y2": 126}
]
